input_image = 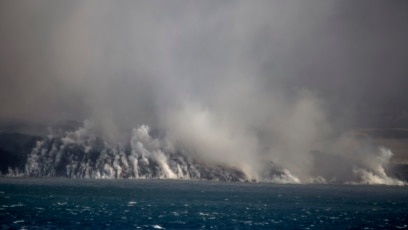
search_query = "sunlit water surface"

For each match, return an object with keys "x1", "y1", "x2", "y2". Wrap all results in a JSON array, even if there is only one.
[{"x1": 1, "y1": 178, "x2": 407, "y2": 229}]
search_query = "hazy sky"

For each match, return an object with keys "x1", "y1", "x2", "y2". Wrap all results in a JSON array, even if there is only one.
[{"x1": 0, "y1": 0, "x2": 407, "y2": 131}]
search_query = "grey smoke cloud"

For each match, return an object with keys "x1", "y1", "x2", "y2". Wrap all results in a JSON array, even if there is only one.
[
  {"x1": 1, "y1": 1, "x2": 407, "y2": 129},
  {"x1": 1, "y1": 1, "x2": 408, "y2": 181}
]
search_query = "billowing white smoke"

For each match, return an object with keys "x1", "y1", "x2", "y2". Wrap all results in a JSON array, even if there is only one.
[
  {"x1": 351, "y1": 148, "x2": 405, "y2": 185},
  {"x1": 23, "y1": 122, "x2": 180, "y2": 179},
  {"x1": 10, "y1": 120, "x2": 404, "y2": 185},
  {"x1": 163, "y1": 100, "x2": 405, "y2": 185},
  {"x1": 18, "y1": 121, "x2": 248, "y2": 181},
  {"x1": 164, "y1": 102, "x2": 261, "y2": 180},
  {"x1": 161, "y1": 86, "x2": 329, "y2": 183},
  {"x1": 309, "y1": 133, "x2": 406, "y2": 185},
  {"x1": 129, "y1": 124, "x2": 177, "y2": 179}
]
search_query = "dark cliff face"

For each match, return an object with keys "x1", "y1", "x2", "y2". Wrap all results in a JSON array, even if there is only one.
[
  {"x1": 0, "y1": 121, "x2": 82, "y2": 175},
  {"x1": 0, "y1": 131, "x2": 248, "y2": 181},
  {"x1": 1, "y1": 128, "x2": 407, "y2": 184},
  {"x1": 0, "y1": 132, "x2": 41, "y2": 174}
]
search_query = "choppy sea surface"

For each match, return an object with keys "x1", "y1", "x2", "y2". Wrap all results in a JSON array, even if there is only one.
[{"x1": 0, "y1": 178, "x2": 407, "y2": 229}]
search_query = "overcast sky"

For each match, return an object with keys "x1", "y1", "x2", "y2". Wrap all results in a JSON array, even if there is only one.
[{"x1": 0, "y1": 0, "x2": 407, "y2": 132}]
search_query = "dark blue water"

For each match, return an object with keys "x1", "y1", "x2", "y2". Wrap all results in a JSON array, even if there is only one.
[{"x1": 1, "y1": 178, "x2": 407, "y2": 229}]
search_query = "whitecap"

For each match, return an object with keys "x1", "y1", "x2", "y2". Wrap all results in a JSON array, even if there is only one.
[
  {"x1": 128, "y1": 201, "x2": 137, "y2": 206},
  {"x1": 152, "y1": 225, "x2": 165, "y2": 229},
  {"x1": 10, "y1": 203, "x2": 24, "y2": 207}
]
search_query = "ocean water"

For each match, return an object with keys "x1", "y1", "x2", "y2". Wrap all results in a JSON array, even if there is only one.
[{"x1": 0, "y1": 178, "x2": 407, "y2": 229}]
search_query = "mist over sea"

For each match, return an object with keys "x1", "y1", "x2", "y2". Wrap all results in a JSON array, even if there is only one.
[{"x1": 1, "y1": 178, "x2": 408, "y2": 229}]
